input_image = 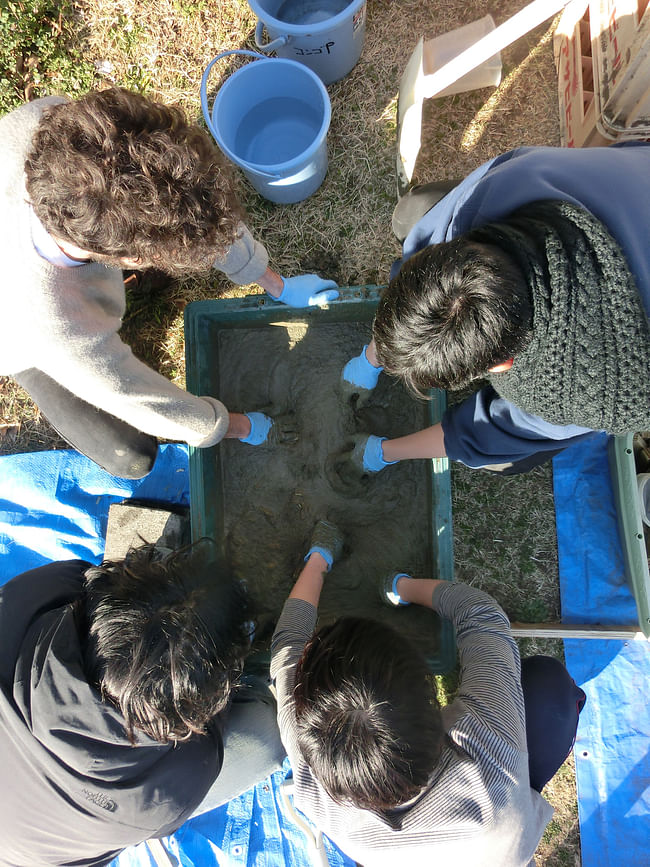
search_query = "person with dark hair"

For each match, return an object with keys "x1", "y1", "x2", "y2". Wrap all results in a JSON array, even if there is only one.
[
  {"x1": 0, "y1": 543, "x2": 285, "y2": 866},
  {"x1": 340, "y1": 144, "x2": 650, "y2": 474},
  {"x1": 1, "y1": 88, "x2": 337, "y2": 479},
  {"x1": 271, "y1": 523, "x2": 586, "y2": 865},
  {"x1": 292, "y1": 616, "x2": 446, "y2": 811}
]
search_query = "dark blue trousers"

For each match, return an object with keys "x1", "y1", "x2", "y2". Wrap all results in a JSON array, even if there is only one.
[
  {"x1": 522, "y1": 655, "x2": 586, "y2": 792},
  {"x1": 15, "y1": 368, "x2": 158, "y2": 480}
]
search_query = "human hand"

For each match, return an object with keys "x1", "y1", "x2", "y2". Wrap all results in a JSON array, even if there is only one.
[
  {"x1": 326, "y1": 434, "x2": 398, "y2": 494},
  {"x1": 239, "y1": 412, "x2": 299, "y2": 446},
  {"x1": 340, "y1": 345, "x2": 383, "y2": 409},
  {"x1": 350, "y1": 433, "x2": 394, "y2": 474},
  {"x1": 273, "y1": 274, "x2": 339, "y2": 308},
  {"x1": 304, "y1": 520, "x2": 344, "y2": 572},
  {"x1": 380, "y1": 573, "x2": 412, "y2": 607}
]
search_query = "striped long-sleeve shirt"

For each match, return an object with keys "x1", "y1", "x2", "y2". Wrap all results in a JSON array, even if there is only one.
[{"x1": 270, "y1": 582, "x2": 554, "y2": 867}]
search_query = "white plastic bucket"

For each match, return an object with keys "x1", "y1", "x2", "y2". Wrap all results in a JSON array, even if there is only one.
[
  {"x1": 201, "y1": 50, "x2": 331, "y2": 204},
  {"x1": 249, "y1": 0, "x2": 366, "y2": 84}
]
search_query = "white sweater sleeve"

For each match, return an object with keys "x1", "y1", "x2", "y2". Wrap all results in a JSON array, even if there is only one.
[
  {"x1": 42, "y1": 326, "x2": 230, "y2": 446},
  {"x1": 212, "y1": 222, "x2": 269, "y2": 285},
  {"x1": 24, "y1": 265, "x2": 230, "y2": 447}
]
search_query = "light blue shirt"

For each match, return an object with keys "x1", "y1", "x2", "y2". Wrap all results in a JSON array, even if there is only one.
[{"x1": 29, "y1": 206, "x2": 87, "y2": 268}]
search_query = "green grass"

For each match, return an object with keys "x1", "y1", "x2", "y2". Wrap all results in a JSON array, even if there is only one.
[
  {"x1": 0, "y1": 0, "x2": 96, "y2": 112},
  {"x1": 105, "y1": 14, "x2": 152, "y2": 93}
]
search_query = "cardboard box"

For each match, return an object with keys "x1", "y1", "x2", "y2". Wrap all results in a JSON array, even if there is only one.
[
  {"x1": 554, "y1": 0, "x2": 650, "y2": 145},
  {"x1": 554, "y1": 0, "x2": 613, "y2": 146},
  {"x1": 592, "y1": 0, "x2": 650, "y2": 135},
  {"x1": 593, "y1": 0, "x2": 650, "y2": 96}
]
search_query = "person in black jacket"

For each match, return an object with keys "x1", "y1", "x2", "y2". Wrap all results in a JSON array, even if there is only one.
[{"x1": 0, "y1": 542, "x2": 284, "y2": 867}]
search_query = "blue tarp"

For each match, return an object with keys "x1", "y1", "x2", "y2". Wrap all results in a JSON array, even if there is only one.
[
  {"x1": 0, "y1": 444, "x2": 190, "y2": 573},
  {"x1": 113, "y1": 760, "x2": 352, "y2": 867},
  {"x1": 553, "y1": 433, "x2": 650, "y2": 867},
  {"x1": 0, "y1": 447, "x2": 353, "y2": 867}
]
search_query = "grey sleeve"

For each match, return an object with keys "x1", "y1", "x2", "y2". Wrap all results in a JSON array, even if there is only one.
[
  {"x1": 270, "y1": 598, "x2": 318, "y2": 755},
  {"x1": 32, "y1": 326, "x2": 231, "y2": 448},
  {"x1": 212, "y1": 222, "x2": 269, "y2": 286},
  {"x1": 433, "y1": 581, "x2": 526, "y2": 749},
  {"x1": 270, "y1": 598, "x2": 318, "y2": 681}
]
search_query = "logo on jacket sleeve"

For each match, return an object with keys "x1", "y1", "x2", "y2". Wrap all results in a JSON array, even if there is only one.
[{"x1": 82, "y1": 789, "x2": 117, "y2": 812}]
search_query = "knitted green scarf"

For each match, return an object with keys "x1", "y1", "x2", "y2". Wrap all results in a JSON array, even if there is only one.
[{"x1": 475, "y1": 200, "x2": 650, "y2": 435}]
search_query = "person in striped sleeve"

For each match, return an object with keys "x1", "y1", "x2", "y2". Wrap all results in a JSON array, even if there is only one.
[{"x1": 271, "y1": 521, "x2": 585, "y2": 866}]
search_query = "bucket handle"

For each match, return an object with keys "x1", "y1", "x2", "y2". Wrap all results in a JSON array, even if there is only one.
[
  {"x1": 254, "y1": 20, "x2": 289, "y2": 54},
  {"x1": 200, "y1": 49, "x2": 282, "y2": 180}
]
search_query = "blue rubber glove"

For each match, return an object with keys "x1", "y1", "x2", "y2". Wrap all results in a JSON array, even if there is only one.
[
  {"x1": 240, "y1": 412, "x2": 273, "y2": 445},
  {"x1": 350, "y1": 434, "x2": 399, "y2": 473},
  {"x1": 271, "y1": 274, "x2": 339, "y2": 308},
  {"x1": 381, "y1": 573, "x2": 412, "y2": 607},
  {"x1": 362, "y1": 435, "x2": 393, "y2": 472},
  {"x1": 239, "y1": 412, "x2": 300, "y2": 446},
  {"x1": 340, "y1": 345, "x2": 383, "y2": 409},
  {"x1": 304, "y1": 520, "x2": 344, "y2": 572},
  {"x1": 342, "y1": 345, "x2": 383, "y2": 390}
]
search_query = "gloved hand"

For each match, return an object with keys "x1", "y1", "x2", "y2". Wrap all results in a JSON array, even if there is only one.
[
  {"x1": 271, "y1": 274, "x2": 339, "y2": 308},
  {"x1": 340, "y1": 345, "x2": 383, "y2": 408},
  {"x1": 380, "y1": 572, "x2": 412, "y2": 607},
  {"x1": 239, "y1": 412, "x2": 272, "y2": 445},
  {"x1": 304, "y1": 520, "x2": 344, "y2": 571},
  {"x1": 239, "y1": 412, "x2": 299, "y2": 446},
  {"x1": 348, "y1": 433, "x2": 395, "y2": 473}
]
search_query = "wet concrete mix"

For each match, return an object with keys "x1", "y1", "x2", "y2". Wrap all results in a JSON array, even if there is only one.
[{"x1": 217, "y1": 320, "x2": 446, "y2": 661}]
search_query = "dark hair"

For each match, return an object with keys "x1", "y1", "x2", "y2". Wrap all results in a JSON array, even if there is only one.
[
  {"x1": 78, "y1": 541, "x2": 250, "y2": 744},
  {"x1": 373, "y1": 237, "x2": 532, "y2": 393},
  {"x1": 293, "y1": 617, "x2": 445, "y2": 810},
  {"x1": 25, "y1": 87, "x2": 242, "y2": 276}
]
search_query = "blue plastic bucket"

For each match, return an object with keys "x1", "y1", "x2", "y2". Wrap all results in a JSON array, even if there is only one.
[
  {"x1": 201, "y1": 50, "x2": 331, "y2": 205},
  {"x1": 249, "y1": 0, "x2": 366, "y2": 84}
]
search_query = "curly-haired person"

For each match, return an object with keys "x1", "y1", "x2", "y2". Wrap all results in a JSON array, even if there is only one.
[
  {"x1": 1, "y1": 89, "x2": 337, "y2": 478},
  {"x1": 0, "y1": 542, "x2": 285, "y2": 867},
  {"x1": 270, "y1": 522, "x2": 585, "y2": 866},
  {"x1": 340, "y1": 144, "x2": 649, "y2": 475}
]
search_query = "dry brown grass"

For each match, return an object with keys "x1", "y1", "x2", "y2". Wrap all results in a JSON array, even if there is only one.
[
  {"x1": 536, "y1": 754, "x2": 582, "y2": 866},
  {"x1": 0, "y1": 2, "x2": 581, "y2": 862}
]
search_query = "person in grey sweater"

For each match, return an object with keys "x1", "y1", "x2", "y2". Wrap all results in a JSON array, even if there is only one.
[
  {"x1": 1, "y1": 88, "x2": 337, "y2": 478},
  {"x1": 271, "y1": 522, "x2": 585, "y2": 866}
]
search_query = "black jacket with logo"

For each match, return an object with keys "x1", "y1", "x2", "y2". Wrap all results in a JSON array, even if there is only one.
[{"x1": 0, "y1": 561, "x2": 223, "y2": 867}]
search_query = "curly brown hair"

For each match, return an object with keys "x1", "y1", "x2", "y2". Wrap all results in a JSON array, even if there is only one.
[{"x1": 25, "y1": 87, "x2": 243, "y2": 276}]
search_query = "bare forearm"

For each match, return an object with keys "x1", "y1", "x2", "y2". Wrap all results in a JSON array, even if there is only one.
[
  {"x1": 395, "y1": 575, "x2": 446, "y2": 609},
  {"x1": 224, "y1": 412, "x2": 251, "y2": 439},
  {"x1": 289, "y1": 552, "x2": 328, "y2": 607},
  {"x1": 255, "y1": 267, "x2": 284, "y2": 298},
  {"x1": 382, "y1": 422, "x2": 447, "y2": 462},
  {"x1": 365, "y1": 338, "x2": 380, "y2": 367}
]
